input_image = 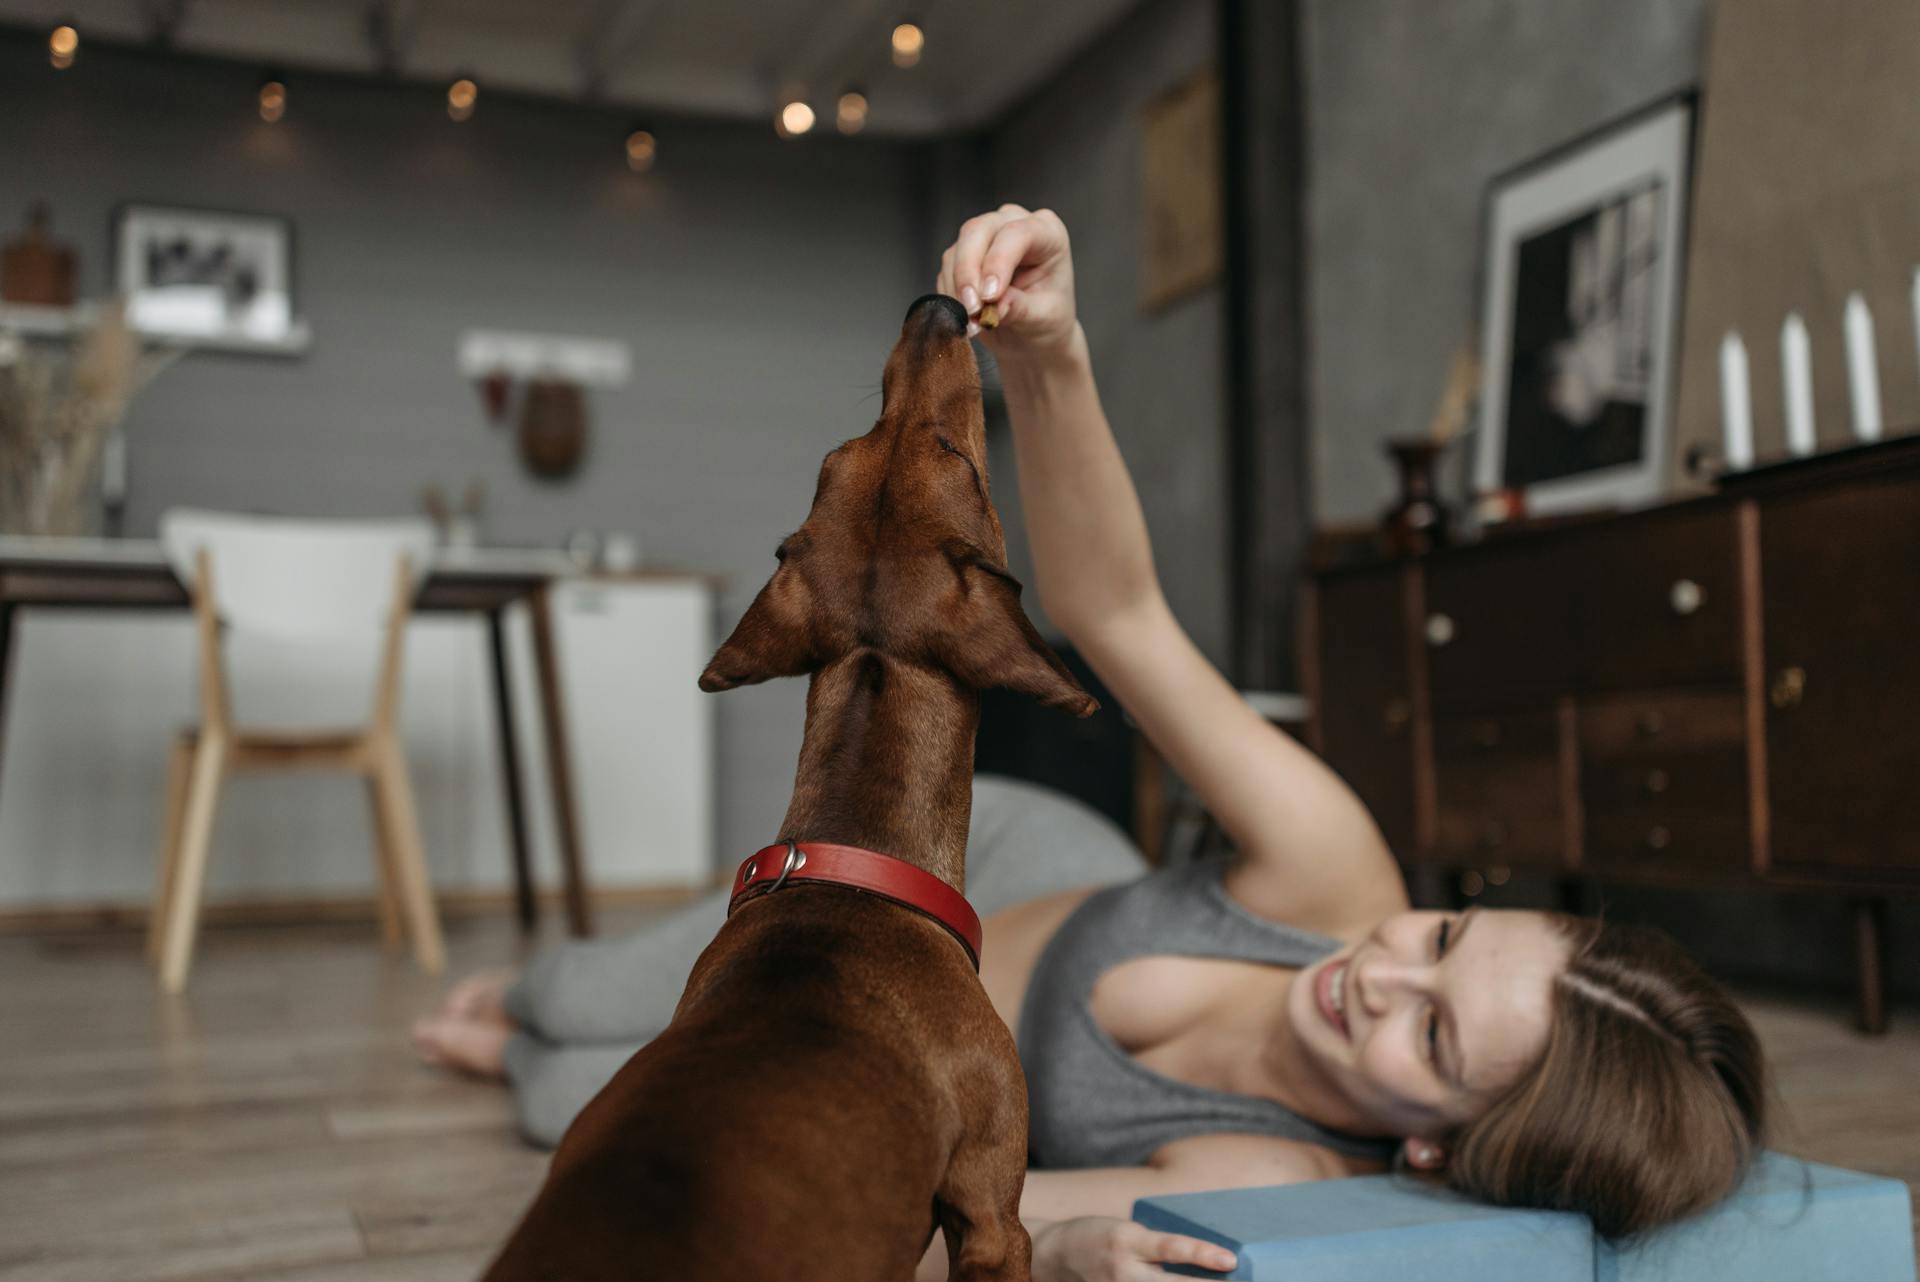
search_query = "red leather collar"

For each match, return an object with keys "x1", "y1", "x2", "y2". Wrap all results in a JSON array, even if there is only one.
[{"x1": 727, "y1": 840, "x2": 982, "y2": 970}]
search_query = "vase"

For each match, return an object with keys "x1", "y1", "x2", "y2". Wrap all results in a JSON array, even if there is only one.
[{"x1": 1380, "y1": 436, "x2": 1451, "y2": 555}]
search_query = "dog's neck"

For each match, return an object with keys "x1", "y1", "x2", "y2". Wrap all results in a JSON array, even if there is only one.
[{"x1": 777, "y1": 652, "x2": 977, "y2": 893}]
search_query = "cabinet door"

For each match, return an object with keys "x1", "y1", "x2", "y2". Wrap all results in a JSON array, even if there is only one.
[
  {"x1": 1566, "y1": 506, "x2": 1744, "y2": 692},
  {"x1": 1761, "y1": 479, "x2": 1920, "y2": 875},
  {"x1": 1424, "y1": 544, "x2": 1569, "y2": 709},
  {"x1": 1308, "y1": 569, "x2": 1418, "y2": 854}
]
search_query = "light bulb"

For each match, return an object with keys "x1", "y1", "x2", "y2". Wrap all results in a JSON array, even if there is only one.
[
  {"x1": 891, "y1": 22, "x2": 923, "y2": 68},
  {"x1": 837, "y1": 91, "x2": 868, "y2": 134},
  {"x1": 448, "y1": 77, "x2": 478, "y2": 121},
  {"x1": 625, "y1": 129, "x2": 656, "y2": 172},
  {"x1": 49, "y1": 24, "x2": 78, "y2": 69},
  {"x1": 779, "y1": 100, "x2": 815, "y2": 137}
]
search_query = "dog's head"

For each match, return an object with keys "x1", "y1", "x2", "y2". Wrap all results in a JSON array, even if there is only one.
[{"x1": 700, "y1": 294, "x2": 1096, "y2": 716}]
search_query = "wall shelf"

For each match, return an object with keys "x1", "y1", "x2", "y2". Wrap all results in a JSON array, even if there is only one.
[{"x1": 0, "y1": 301, "x2": 312, "y2": 356}]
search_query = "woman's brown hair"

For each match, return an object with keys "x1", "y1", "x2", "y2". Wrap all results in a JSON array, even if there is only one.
[{"x1": 1443, "y1": 914, "x2": 1768, "y2": 1239}]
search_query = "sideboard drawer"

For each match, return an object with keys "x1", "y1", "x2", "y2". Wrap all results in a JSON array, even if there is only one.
[
  {"x1": 1578, "y1": 691, "x2": 1751, "y2": 873},
  {"x1": 1566, "y1": 507, "x2": 1745, "y2": 692},
  {"x1": 1423, "y1": 547, "x2": 1568, "y2": 707},
  {"x1": 1433, "y1": 710, "x2": 1565, "y2": 866}
]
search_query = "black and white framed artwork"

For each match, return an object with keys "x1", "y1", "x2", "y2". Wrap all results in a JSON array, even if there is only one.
[
  {"x1": 114, "y1": 204, "x2": 306, "y2": 352},
  {"x1": 1474, "y1": 95, "x2": 1695, "y2": 514}
]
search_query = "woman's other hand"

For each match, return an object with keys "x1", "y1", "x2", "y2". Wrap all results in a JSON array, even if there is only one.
[
  {"x1": 936, "y1": 205, "x2": 1079, "y2": 363},
  {"x1": 1031, "y1": 1216, "x2": 1239, "y2": 1281}
]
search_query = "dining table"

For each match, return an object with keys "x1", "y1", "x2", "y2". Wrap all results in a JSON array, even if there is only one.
[{"x1": 0, "y1": 534, "x2": 595, "y2": 936}]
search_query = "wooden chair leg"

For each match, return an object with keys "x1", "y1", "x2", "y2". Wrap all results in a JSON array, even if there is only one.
[
  {"x1": 371, "y1": 736, "x2": 444, "y2": 974},
  {"x1": 148, "y1": 736, "x2": 194, "y2": 967},
  {"x1": 365, "y1": 773, "x2": 405, "y2": 950},
  {"x1": 159, "y1": 735, "x2": 229, "y2": 995}
]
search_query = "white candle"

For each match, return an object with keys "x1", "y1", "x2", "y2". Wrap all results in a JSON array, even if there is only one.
[
  {"x1": 1844, "y1": 291, "x2": 1882, "y2": 441},
  {"x1": 1911, "y1": 268, "x2": 1920, "y2": 389},
  {"x1": 1781, "y1": 312, "x2": 1816, "y2": 456},
  {"x1": 1719, "y1": 330, "x2": 1754, "y2": 469}
]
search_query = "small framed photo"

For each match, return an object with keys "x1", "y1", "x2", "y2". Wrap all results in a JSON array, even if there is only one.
[
  {"x1": 1474, "y1": 94, "x2": 1695, "y2": 514},
  {"x1": 114, "y1": 204, "x2": 306, "y2": 352}
]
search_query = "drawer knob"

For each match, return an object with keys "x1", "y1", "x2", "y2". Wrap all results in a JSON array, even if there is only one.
[
  {"x1": 1770, "y1": 666, "x2": 1806, "y2": 710},
  {"x1": 1636, "y1": 710, "x2": 1666, "y2": 739},
  {"x1": 1645, "y1": 768, "x2": 1670, "y2": 796},
  {"x1": 1669, "y1": 578, "x2": 1704, "y2": 616},
  {"x1": 1647, "y1": 825, "x2": 1672, "y2": 851},
  {"x1": 1383, "y1": 698, "x2": 1412, "y2": 736},
  {"x1": 1482, "y1": 820, "x2": 1508, "y2": 850},
  {"x1": 1471, "y1": 721, "x2": 1503, "y2": 749},
  {"x1": 1425, "y1": 613, "x2": 1456, "y2": 647}
]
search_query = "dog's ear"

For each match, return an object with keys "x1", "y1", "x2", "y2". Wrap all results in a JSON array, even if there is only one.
[
  {"x1": 699, "y1": 568, "x2": 818, "y2": 691},
  {"x1": 938, "y1": 560, "x2": 1098, "y2": 717}
]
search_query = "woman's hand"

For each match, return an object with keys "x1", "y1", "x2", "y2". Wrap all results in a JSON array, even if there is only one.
[
  {"x1": 1030, "y1": 1216, "x2": 1238, "y2": 1281},
  {"x1": 936, "y1": 205, "x2": 1080, "y2": 363}
]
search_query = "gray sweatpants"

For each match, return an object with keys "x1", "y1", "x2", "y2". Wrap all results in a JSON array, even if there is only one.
[{"x1": 501, "y1": 774, "x2": 1148, "y2": 1146}]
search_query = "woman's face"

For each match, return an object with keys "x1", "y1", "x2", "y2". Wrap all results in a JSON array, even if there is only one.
[{"x1": 1286, "y1": 908, "x2": 1570, "y2": 1141}]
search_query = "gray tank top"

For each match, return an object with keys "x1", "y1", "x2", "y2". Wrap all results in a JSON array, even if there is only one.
[{"x1": 1016, "y1": 855, "x2": 1398, "y2": 1168}]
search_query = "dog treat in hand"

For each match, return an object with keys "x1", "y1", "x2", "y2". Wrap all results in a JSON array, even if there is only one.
[{"x1": 977, "y1": 301, "x2": 1001, "y2": 330}]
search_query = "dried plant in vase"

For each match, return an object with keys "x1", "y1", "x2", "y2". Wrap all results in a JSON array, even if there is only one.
[{"x1": 0, "y1": 302, "x2": 179, "y2": 536}]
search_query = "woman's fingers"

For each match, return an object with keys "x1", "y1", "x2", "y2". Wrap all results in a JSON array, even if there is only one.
[
  {"x1": 947, "y1": 206, "x2": 1027, "y2": 311},
  {"x1": 1116, "y1": 1222, "x2": 1238, "y2": 1277},
  {"x1": 978, "y1": 210, "x2": 1066, "y2": 306}
]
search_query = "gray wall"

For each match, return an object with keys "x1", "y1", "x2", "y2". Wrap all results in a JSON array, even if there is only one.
[
  {"x1": 1, "y1": 34, "x2": 931, "y2": 859},
  {"x1": 967, "y1": 0, "x2": 1231, "y2": 669},
  {"x1": 1304, "y1": 0, "x2": 1709, "y2": 524}
]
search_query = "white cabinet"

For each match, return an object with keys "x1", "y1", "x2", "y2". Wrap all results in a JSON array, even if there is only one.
[{"x1": 503, "y1": 578, "x2": 715, "y2": 892}]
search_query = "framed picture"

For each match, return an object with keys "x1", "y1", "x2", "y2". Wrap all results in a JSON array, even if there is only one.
[
  {"x1": 1474, "y1": 94, "x2": 1695, "y2": 514},
  {"x1": 1139, "y1": 67, "x2": 1223, "y2": 311},
  {"x1": 114, "y1": 204, "x2": 306, "y2": 352}
]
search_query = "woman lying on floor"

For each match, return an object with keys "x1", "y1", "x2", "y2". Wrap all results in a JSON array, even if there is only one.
[{"x1": 417, "y1": 206, "x2": 1769, "y2": 1281}]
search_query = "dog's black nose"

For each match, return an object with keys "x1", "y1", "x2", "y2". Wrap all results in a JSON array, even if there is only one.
[{"x1": 904, "y1": 293, "x2": 969, "y2": 337}]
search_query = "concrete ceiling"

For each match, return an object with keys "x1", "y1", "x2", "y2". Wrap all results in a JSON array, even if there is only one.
[{"x1": 0, "y1": 0, "x2": 1145, "y2": 136}]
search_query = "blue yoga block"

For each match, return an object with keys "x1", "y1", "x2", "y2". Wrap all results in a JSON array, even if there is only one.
[
  {"x1": 1597, "y1": 1152, "x2": 1916, "y2": 1282},
  {"x1": 1131, "y1": 1175, "x2": 1592, "y2": 1281}
]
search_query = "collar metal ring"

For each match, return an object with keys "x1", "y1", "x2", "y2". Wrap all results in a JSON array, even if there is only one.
[{"x1": 768, "y1": 838, "x2": 806, "y2": 893}]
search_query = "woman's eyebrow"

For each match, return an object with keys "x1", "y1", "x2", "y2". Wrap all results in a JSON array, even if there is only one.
[{"x1": 1440, "y1": 909, "x2": 1482, "y2": 1088}]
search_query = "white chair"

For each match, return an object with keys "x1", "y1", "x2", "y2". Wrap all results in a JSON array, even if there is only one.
[{"x1": 151, "y1": 509, "x2": 442, "y2": 992}]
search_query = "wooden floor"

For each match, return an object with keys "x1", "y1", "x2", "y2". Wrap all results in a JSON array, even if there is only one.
[{"x1": 1, "y1": 912, "x2": 1915, "y2": 1280}]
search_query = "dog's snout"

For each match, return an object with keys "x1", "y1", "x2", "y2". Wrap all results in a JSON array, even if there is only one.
[{"x1": 904, "y1": 293, "x2": 969, "y2": 338}]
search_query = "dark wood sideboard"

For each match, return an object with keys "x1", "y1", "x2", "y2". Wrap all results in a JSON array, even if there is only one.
[{"x1": 1300, "y1": 438, "x2": 1920, "y2": 1033}]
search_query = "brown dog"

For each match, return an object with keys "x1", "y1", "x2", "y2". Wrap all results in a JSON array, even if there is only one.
[{"x1": 481, "y1": 294, "x2": 1096, "y2": 1281}]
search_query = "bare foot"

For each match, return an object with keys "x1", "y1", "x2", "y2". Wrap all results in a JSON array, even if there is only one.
[
  {"x1": 413, "y1": 968, "x2": 518, "y2": 1079},
  {"x1": 412, "y1": 1014, "x2": 512, "y2": 1079},
  {"x1": 435, "y1": 967, "x2": 517, "y2": 1023}
]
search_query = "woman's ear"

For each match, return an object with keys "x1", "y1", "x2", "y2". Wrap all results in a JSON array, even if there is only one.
[
  {"x1": 699, "y1": 567, "x2": 818, "y2": 691},
  {"x1": 1401, "y1": 1138, "x2": 1448, "y2": 1171}
]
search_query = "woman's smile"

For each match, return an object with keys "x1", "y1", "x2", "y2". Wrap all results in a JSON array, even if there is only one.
[{"x1": 1316, "y1": 954, "x2": 1352, "y2": 1041}]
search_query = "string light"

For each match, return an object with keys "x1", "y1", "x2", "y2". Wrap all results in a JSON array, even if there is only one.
[
  {"x1": 625, "y1": 127, "x2": 656, "y2": 172},
  {"x1": 258, "y1": 73, "x2": 287, "y2": 123},
  {"x1": 836, "y1": 89, "x2": 868, "y2": 135},
  {"x1": 777, "y1": 99, "x2": 815, "y2": 138},
  {"x1": 49, "y1": 23, "x2": 78, "y2": 69},
  {"x1": 891, "y1": 21, "x2": 923, "y2": 68},
  {"x1": 447, "y1": 76, "x2": 478, "y2": 122}
]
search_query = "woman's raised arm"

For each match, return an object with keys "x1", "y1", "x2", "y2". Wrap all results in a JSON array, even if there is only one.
[{"x1": 939, "y1": 208, "x2": 1408, "y2": 935}]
